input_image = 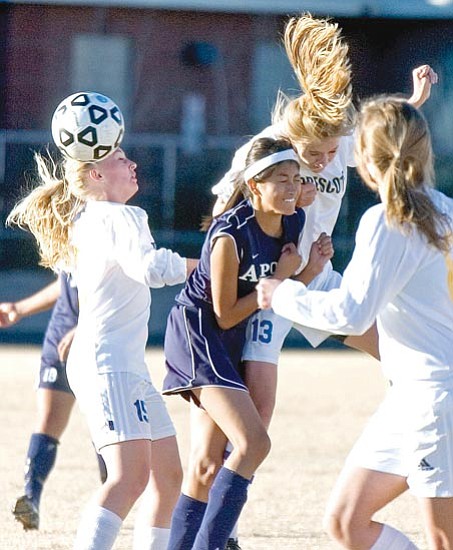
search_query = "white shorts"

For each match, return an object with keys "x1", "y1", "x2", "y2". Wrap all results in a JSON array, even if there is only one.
[
  {"x1": 292, "y1": 265, "x2": 343, "y2": 347},
  {"x1": 345, "y1": 384, "x2": 453, "y2": 497},
  {"x1": 72, "y1": 370, "x2": 176, "y2": 452},
  {"x1": 242, "y1": 309, "x2": 293, "y2": 364},
  {"x1": 242, "y1": 265, "x2": 342, "y2": 364}
]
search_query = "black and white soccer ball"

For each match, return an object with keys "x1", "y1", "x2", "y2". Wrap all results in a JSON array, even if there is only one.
[{"x1": 51, "y1": 92, "x2": 125, "y2": 162}]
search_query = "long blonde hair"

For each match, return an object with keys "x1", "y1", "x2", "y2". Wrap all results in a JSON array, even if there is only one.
[
  {"x1": 7, "y1": 153, "x2": 93, "y2": 270},
  {"x1": 355, "y1": 96, "x2": 453, "y2": 296},
  {"x1": 273, "y1": 13, "x2": 355, "y2": 143}
]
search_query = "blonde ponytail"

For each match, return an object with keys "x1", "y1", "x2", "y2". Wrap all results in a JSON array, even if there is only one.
[
  {"x1": 356, "y1": 96, "x2": 453, "y2": 255},
  {"x1": 274, "y1": 13, "x2": 355, "y2": 142},
  {"x1": 7, "y1": 153, "x2": 90, "y2": 270}
]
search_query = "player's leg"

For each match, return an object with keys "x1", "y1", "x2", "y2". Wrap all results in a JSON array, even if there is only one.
[
  {"x1": 413, "y1": 388, "x2": 453, "y2": 549},
  {"x1": 74, "y1": 439, "x2": 152, "y2": 550},
  {"x1": 133, "y1": 381, "x2": 183, "y2": 549},
  {"x1": 244, "y1": 360, "x2": 278, "y2": 430},
  {"x1": 325, "y1": 384, "x2": 421, "y2": 548},
  {"x1": 73, "y1": 371, "x2": 168, "y2": 549},
  {"x1": 324, "y1": 465, "x2": 414, "y2": 548},
  {"x1": 133, "y1": 435, "x2": 182, "y2": 549},
  {"x1": 186, "y1": 400, "x2": 229, "y2": 500},
  {"x1": 190, "y1": 386, "x2": 270, "y2": 550},
  {"x1": 168, "y1": 402, "x2": 228, "y2": 549},
  {"x1": 224, "y1": 361, "x2": 276, "y2": 550},
  {"x1": 35, "y1": 386, "x2": 75, "y2": 437},
  {"x1": 418, "y1": 497, "x2": 453, "y2": 549},
  {"x1": 12, "y1": 383, "x2": 75, "y2": 531},
  {"x1": 223, "y1": 310, "x2": 286, "y2": 548}
]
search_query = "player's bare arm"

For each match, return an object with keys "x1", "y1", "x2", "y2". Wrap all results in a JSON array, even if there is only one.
[
  {"x1": 210, "y1": 236, "x2": 259, "y2": 330},
  {"x1": 256, "y1": 277, "x2": 283, "y2": 310},
  {"x1": 407, "y1": 64, "x2": 438, "y2": 109},
  {"x1": 0, "y1": 279, "x2": 60, "y2": 327},
  {"x1": 185, "y1": 258, "x2": 199, "y2": 278}
]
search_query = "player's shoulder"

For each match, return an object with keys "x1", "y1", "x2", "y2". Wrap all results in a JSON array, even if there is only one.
[
  {"x1": 431, "y1": 188, "x2": 453, "y2": 215},
  {"x1": 104, "y1": 202, "x2": 147, "y2": 225},
  {"x1": 208, "y1": 200, "x2": 254, "y2": 249},
  {"x1": 286, "y1": 206, "x2": 306, "y2": 230},
  {"x1": 85, "y1": 202, "x2": 148, "y2": 238},
  {"x1": 361, "y1": 202, "x2": 385, "y2": 223},
  {"x1": 218, "y1": 200, "x2": 254, "y2": 230},
  {"x1": 356, "y1": 203, "x2": 387, "y2": 238}
]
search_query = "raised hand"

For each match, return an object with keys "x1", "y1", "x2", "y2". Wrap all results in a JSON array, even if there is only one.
[
  {"x1": 256, "y1": 277, "x2": 283, "y2": 310},
  {"x1": 408, "y1": 64, "x2": 438, "y2": 109},
  {"x1": 0, "y1": 303, "x2": 20, "y2": 327}
]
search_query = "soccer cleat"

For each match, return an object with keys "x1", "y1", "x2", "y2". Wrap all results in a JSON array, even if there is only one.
[
  {"x1": 11, "y1": 495, "x2": 39, "y2": 530},
  {"x1": 225, "y1": 539, "x2": 242, "y2": 550}
]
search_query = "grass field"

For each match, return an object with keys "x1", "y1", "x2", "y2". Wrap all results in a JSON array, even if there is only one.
[{"x1": 0, "y1": 346, "x2": 427, "y2": 549}]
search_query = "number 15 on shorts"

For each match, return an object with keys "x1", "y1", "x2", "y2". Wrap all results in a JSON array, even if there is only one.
[{"x1": 134, "y1": 399, "x2": 149, "y2": 423}]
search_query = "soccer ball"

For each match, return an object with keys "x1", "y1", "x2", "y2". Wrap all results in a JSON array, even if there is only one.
[{"x1": 51, "y1": 92, "x2": 125, "y2": 162}]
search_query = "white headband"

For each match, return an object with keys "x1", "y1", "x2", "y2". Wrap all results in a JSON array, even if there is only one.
[{"x1": 244, "y1": 149, "x2": 300, "y2": 182}]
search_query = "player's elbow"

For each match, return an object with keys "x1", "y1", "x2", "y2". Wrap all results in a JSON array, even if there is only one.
[
  {"x1": 216, "y1": 317, "x2": 236, "y2": 330},
  {"x1": 214, "y1": 310, "x2": 237, "y2": 330}
]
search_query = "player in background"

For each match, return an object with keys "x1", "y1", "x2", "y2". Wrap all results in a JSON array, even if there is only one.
[
  {"x1": 7, "y1": 147, "x2": 197, "y2": 550},
  {"x1": 257, "y1": 97, "x2": 453, "y2": 549},
  {"x1": 0, "y1": 274, "x2": 107, "y2": 531},
  {"x1": 1, "y1": 277, "x2": 98, "y2": 528},
  {"x1": 162, "y1": 137, "x2": 333, "y2": 550}
]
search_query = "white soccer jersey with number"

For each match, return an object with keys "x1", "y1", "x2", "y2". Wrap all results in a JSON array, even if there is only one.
[
  {"x1": 67, "y1": 201, "x2": 186, "y2": 376},
  {"x1": 271, "y1": 190, "x2": 453, "y2": 384},
  {"x1": 212, "y1": 122, "x2": 356, "y2": 269}
]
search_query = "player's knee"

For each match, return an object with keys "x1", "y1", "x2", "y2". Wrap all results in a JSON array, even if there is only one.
[
  {"x1": 323, "y1": 509, "x2": 358, "y2": 548},
  {"x1": 117, "y1": 465, "x2": 152, "y2": 501},
  {"x1": 234, "y1": 428, "x2": 271, "y2": 469},
  {"x1": 190, "y1": 452, "x2": 223, "y2": 489},
  {"x1": 253, "y1": 429, "x2": 271, "y2": 464},
  {"x1": 425, "y1": 526, "x2": 451, "y2": 550},
  {"x1": 323, "y1": 511, "x2": 343, "y2": 543}
]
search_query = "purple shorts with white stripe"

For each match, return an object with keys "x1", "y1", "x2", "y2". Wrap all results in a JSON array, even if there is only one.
[{"x1": 162, "y1": 303, "x2": 248, "y2": 397}]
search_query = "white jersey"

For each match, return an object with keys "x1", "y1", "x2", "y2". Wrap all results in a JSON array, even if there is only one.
[
  {"x1": 67, "y1": 200, "x2": 187, "y2": 377},
  {"x1": 272, "y1": 190, "x2": 453, "y2": 385},
  {"x1": 212, "y1": 122, "x2": 356, "y2": 268}
]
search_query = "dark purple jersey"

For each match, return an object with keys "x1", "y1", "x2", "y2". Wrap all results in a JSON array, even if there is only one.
[
  {"x1": 162, "y1": 200, "x2": 305, "y2": 396},
  {"x1": 177, "y1": 199, "x2": 305, "y2": 309}
]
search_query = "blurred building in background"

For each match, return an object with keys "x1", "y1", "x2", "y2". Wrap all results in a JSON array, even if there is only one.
[{"x1": 1, "y1": 0, "x2": 453, "y2": 343}]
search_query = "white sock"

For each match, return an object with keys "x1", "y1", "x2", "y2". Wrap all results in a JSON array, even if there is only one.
[
  {"x1": 228, "y1": 520, "x2": 239, "y2": 540},
  {"x1": 371, "y1": 524, "x2": 418, "y2": 550},
  {"x1": 225, "y1": 441, "x2": 239, "y2": 541},
  {"x1": 133, "y1": 526, "x2": 170, "y2": 550},
  {"x1": 73, "y1": 505, "x2": 122, "y2": 550}
]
